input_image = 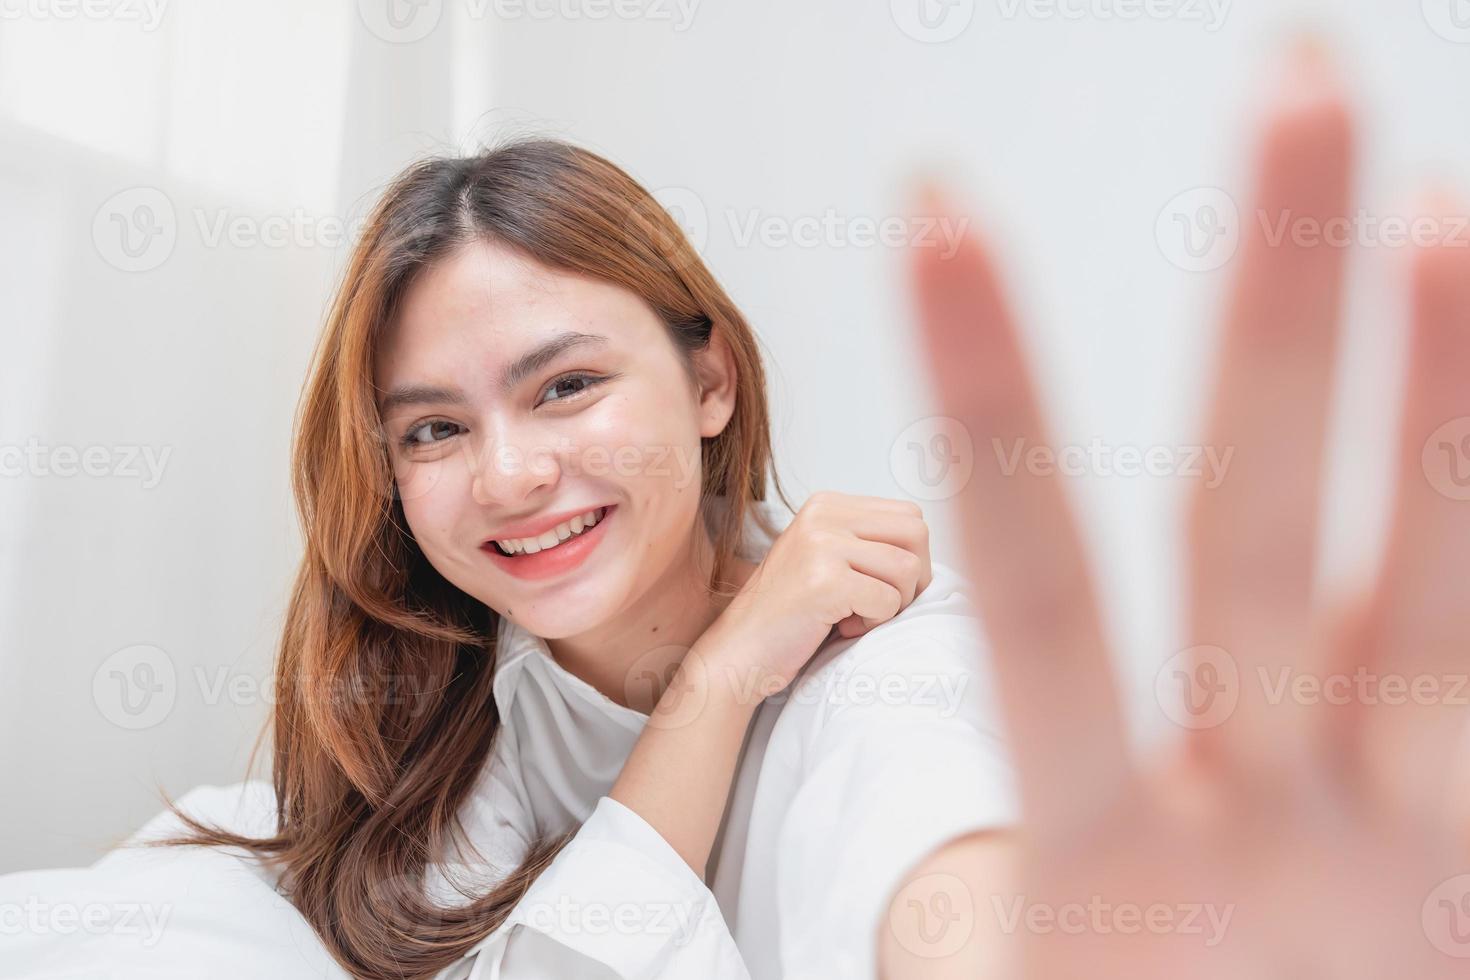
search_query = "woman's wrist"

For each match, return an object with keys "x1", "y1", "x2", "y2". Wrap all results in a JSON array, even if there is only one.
[{"x1": 679, "y1": 615, "x2": 783, "y2": 718}]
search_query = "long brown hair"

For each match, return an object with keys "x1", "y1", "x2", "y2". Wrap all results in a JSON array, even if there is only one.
[{"x1": 145, "y1": 138, "x2": 793, "y2": 978}]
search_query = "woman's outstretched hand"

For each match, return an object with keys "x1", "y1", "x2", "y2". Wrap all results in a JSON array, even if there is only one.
[{"x1": 894, "y1": 39, "x2": 1470, "y2": 978}]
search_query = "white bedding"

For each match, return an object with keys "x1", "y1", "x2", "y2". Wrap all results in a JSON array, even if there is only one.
[{"x1": 1, "y1": 782, "x2": 349, "y2": 979}]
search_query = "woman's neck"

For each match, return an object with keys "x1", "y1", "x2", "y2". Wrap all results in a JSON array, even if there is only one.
[{"x1": 546, "y1": 516, "x2": 757, "y2": 715}]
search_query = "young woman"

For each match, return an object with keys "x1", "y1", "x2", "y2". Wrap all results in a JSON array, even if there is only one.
[
  {"x1": 0, "y1": 139, "x2": 1018, "y2": 979},
  {"x1": 7, "y1": 37, "x2": 1467, "y2": 980}
]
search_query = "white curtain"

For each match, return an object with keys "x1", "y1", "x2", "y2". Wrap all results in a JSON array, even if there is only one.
[{"x1": 0, "y1": 0, "x2": 478, "y2": 871}]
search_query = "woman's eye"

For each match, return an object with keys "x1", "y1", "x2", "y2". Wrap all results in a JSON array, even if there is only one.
[
  {"x1": 538, "y1": 372, "x2": 605, "y2": 406},
  {"x1": 398, "y1": 374, "x2": 610, "y2": 449},
  {"x1": 401, "y1": 419, "x2": 462, "y2": 447}
]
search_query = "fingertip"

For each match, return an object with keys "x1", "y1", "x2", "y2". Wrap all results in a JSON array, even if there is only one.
[
  {"x1": 1280, "y1": 31, "x2": 1337, "y2": 95},
  {"x1": 903, "y1": 172, "x2": 949, "y2": 222},
  {"x1": 1271, "y1": 30, "x2": 1347, "y2": 112},
  {"x1": 1253, "y1": 33, "x2": 1356, "y2": 189},
  {"x1": 902, "y1": 175, "x2": 962, "y2": 276},
  {"x1": 1407, "y1": 186, "x2": 1470, "y2": 287}
]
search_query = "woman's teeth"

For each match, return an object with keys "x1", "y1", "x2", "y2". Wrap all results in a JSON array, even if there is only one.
[{"x1": 494, "y1": 507, "x2": 606, "y2": 556}]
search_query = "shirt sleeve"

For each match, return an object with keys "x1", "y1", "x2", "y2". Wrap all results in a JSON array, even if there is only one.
[
  {"x1": 436, "y1": 730, "x2": 752, "y2": 980},
  {"x1": 771, "y1": 571, "x2": 1021, "y2": 980}
]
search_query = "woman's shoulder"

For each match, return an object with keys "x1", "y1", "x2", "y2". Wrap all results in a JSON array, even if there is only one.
[
  {"x1": 768, "y1": 559, "x2": 1002, "y2": 738},
  {"x1": 809, "y1": 558, "x2": 987, "y2": 675}
]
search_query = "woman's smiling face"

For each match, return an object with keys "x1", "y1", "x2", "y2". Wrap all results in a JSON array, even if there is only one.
[{"x1": 374, "y1": 239, "x2": 734, "y2": 639}]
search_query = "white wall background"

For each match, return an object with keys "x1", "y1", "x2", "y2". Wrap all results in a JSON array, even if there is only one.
[{"x1": 3, "y1": 0, "x2": 1467, "y2": 872}]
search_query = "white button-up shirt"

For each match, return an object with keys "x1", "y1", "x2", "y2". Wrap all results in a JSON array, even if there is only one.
[
  {"x1": 0, "y1": 499, "x2": 1018, "y2": 980},
  {"x1": 435, "y1": 497, "x2": 1020, "y2": 979}
]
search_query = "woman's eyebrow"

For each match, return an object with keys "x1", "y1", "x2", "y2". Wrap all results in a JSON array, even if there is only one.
[
  {"x1": 378, "y1": 331, "x2": 609, "y2": 413},
  {"x1": 496, "y1": 331, "x2": 608, "y2": 392}
]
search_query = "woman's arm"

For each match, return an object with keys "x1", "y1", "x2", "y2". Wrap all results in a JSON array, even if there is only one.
[
  {"x1": 445, "y1": 716, "x2": 756, "y2": 979},
  {"x1": 611, "y1": 490, "x2": 936, "y2": 883},
  {"x1": 876, "y1": 829, "x2": 1019, "y2": 980},
  {"x1": 457, "y1": 793, "x2": 751, "y2": 980},
  {"x1": 609, "y1": 616, "x2": 761, "y2": 880}
]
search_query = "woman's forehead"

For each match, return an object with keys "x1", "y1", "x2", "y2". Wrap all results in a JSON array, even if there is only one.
[{"x1": 377, "y1": 245, "x2": 658, "y2": 383}]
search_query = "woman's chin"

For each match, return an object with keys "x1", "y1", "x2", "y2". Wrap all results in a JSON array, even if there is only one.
[{"x1": 498, "y1": 581, "x2": 625, "y2": 640}]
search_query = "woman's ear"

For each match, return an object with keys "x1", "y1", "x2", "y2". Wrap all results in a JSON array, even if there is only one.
[{"x1": 692, "y1": 327, "x2": 738, "y2": 439}]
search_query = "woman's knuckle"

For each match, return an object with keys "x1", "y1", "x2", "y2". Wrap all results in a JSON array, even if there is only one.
[{"x1": 913, "y1": 516, "x2": 930, "y2": 543}]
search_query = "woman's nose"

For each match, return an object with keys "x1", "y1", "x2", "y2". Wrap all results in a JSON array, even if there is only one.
[{"x1": 468, "y1": 429, "x2": 564, "y2": 506}]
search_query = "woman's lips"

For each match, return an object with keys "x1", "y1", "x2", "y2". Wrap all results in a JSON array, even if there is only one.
[{"x1": 480, "y1": 504, "x2": 616, "y2": 581}]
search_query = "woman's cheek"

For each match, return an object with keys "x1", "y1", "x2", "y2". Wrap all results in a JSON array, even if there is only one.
[
  {"x1": 573, "y1": 391, "x2": 698, "y2": 487},
  {"x1": 397, "y1": 458, "x2": 468, "y2": 550},
  {"x1": 393, "y1": 454, "x2": 452, "y2": 506}
]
